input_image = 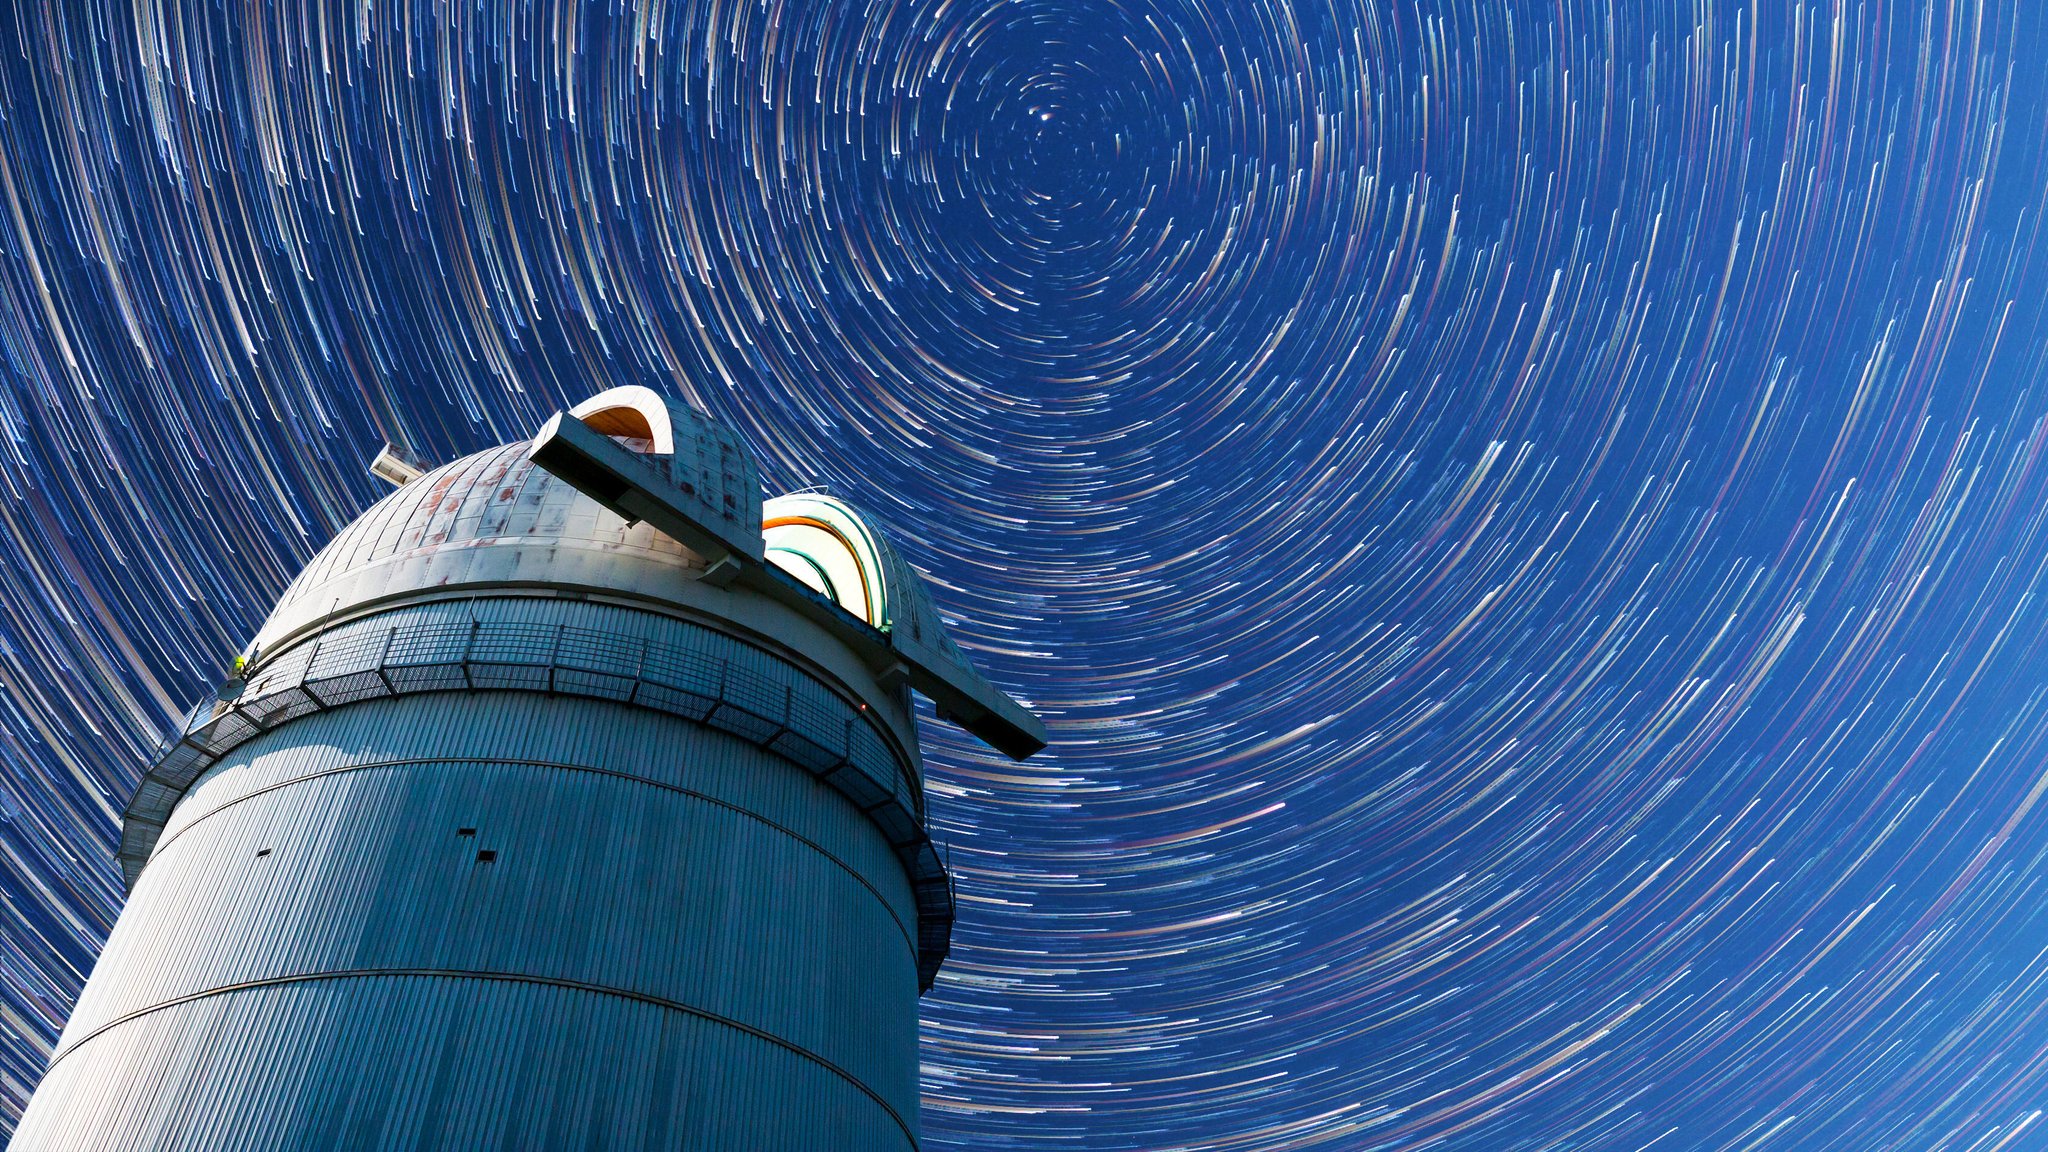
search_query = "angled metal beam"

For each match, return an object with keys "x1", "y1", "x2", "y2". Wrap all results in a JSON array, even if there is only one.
[
  {"x1": 527, "y1": 410, "x2": 1049, "y2": 760},
  {"x1": 529, "y1": 412, "x2": 754, "y2": 585}
]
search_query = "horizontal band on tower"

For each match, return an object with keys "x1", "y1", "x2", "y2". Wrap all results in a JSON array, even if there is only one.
[
  {"x1": 147, "y1": 754, "x2": 922, "y2": 961},
  {"x1": 40, "y1": 967, "x2": 916, "y2": 1148},
  {"x1": 125, "y1": 602, "x2": 956, "y2": 991}
]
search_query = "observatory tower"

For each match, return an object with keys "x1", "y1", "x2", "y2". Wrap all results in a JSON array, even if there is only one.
[{"x1": 13, "y1": 388, "x2": 1044, "y2": 1151}]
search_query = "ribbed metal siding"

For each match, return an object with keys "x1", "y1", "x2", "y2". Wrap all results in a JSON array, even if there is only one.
[
  {"x1": 17, "y1": 977, "x2": 910, "y2": 1151},
  {"x1": 19, "y1": 699, "x2": 920, "y2": 1149},
  {"x1": 169, "y1": 693, "x2": 913, "y2": 914},
  {"x1": 76, "y1": 753, "x2": 917, "y2": 1067}
]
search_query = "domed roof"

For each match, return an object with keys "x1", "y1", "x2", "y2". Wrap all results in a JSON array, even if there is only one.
[
  {"x1": 250, "y1": 442, "x2": 698, "y2": 653},
  {"x1": 243, "y1": 386, "x2": 1044, "y2": 758},
  {"x1": 252, "y1": 388, "x2": 766, "y2": 656}
]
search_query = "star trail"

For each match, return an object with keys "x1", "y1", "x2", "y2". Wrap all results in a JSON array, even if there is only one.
[{"x1": 6, "y1": 1, "x2": 2048, "y2": 1148}]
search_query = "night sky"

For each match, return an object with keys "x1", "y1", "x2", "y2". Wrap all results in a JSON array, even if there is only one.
[{"x1": 5, "y1": 1, "x2": 2048, "y2": 1148}]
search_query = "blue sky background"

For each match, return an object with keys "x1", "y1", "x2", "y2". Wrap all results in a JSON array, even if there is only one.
[{"x1": 5, "y1": 2, "x2": 2048, "y2": 1148}]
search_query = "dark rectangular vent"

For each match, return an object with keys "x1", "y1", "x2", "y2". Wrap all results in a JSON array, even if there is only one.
[{"x1": 476, "y1": 850, "x2": 497, "y2": 863}]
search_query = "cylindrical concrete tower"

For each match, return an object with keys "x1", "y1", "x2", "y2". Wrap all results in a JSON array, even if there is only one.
[{"x1": 13, "y1": 388, "x2": 1044, "y2": 1151}]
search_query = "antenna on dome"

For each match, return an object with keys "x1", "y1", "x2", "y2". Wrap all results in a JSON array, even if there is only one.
[{"x1": 368, "y1": 442, "x2": 430, "y2": 487}]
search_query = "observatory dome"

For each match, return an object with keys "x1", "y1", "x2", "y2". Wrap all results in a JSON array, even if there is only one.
[
  {"x1": 250, "y1": 390, "x2": 764, "y2": 660},
  {"x1": 15, "y1": 386, "x2": 1057, "y2": 1151}
]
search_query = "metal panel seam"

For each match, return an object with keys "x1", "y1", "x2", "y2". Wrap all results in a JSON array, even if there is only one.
[
  {"x1": 41, "y1": 968, "x2": 917, "y2": 1148},
  {"x1": 147, "y1": 756, "x2": 919, "y2": 954}
]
